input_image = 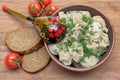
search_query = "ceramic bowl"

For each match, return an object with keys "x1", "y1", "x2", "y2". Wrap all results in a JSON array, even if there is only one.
[{"x1": 44, "y1": 5, "x2": 115, "y2": 72}]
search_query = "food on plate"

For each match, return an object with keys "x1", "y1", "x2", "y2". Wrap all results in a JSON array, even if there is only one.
[
  {"x1": 28, "y1": 1, "x2": 42, "y2": 17},
  {"x1": 5, "y1": 27, "x2": 43, "y2": 54},
  {"x1": 5, "y1": 52, "x2": 22, "y2": 69},
  {"x1": 48, "y1": 11, "x2": 110, "y2": 68},
  {"x1": 40, "y1": 0, "x2": 51, "y2": 7},
  {"x1": 22, "y1": 46, "x2": 50, "y2": 73},
  {"x1": 44, "y1": 4, "x2": 58, "y2": 16}
]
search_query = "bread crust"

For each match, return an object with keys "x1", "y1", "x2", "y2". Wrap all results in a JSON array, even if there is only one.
[{"x1": 20, "y1": 39, "x2": 44, "y2": 54}]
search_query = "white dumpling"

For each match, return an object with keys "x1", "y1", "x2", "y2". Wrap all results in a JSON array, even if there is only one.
[
  {"x1": 59, "y1": 11, "x2": 67, "y2": 19},
  {"x1": 99, "y1": 33, "x2": 110, "y2": 48},
  {"x1": 93, "y1": 16, "x2": 108, "y2": 33},
  {"x1": 68, "y1": 42, "x2": 84, "y2": 62},
  {"x1": 59, "y1": 11, "x2": 69, "y2": 23},
  {"x1": 89, "y1": 22, "x2": 103, "y2": 40},
  {"x1": 73, "y1": 54, "x2": 82, "y2": 63},
  {"x1": 66, "y1": 11, "x2": 82, "y2": 19},
  {"x1": 67, "y1": 11, "x2": 88, "y2": 26},
  {"x1": 80, "y1": 11, "x2": 91, "y2": 17},
  {"x1": 86, "y1": 42, "x2": 99, "y2": 50},
  {"x1": 48, "y1": 44, "x2": 59, "y2": 55},
  {"x1": 70, "y1": 31, "x2": 78, "y2": 41},
  {"x1": 68, "y1": 42, "x2": 83, "y2": 54},
  {"x1": 70, "y1": 31, "x2": 80, "y2": 41},
  {"x1": 81, "y1": 56, "x2": 99, "y2": 67},
  {"x1": 71, "y1": 24, "x2": 81, "y2": 31},
  {"x1": 59, "y1": 51, "x2": 72, "y2": 65}
]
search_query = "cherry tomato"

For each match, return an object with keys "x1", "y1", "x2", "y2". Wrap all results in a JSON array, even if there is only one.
[
  {"x1": 5, "y1": 52, "x2": 22, "y2": 69},
  {"x1": 28, "y1": 1, "x2": 42, "y2": 17},
  {"x1": 41, "y1": 0, "x2": 51, "y2": 7},
  {"x1": 44, "y1": 4, "x2": 58, "y2": 16}
]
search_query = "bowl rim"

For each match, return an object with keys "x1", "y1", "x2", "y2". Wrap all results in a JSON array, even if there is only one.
[{"x1": 44, "y1": 4, "x2": 115, "y2": 72}]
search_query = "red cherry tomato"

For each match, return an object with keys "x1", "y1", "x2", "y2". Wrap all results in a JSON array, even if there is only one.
[
  {"x1": 28, "y1": 1, "x2": 42, "y2": 17},
  {"x1": 41, "y1": 0, "x2": 51, "y2": 7},
  {"x1": 44, "y1": 4, "x2": 58, "y2": 16},
  {"x1": 5, "y1": 52, "x2": 22, "y2": 69}
]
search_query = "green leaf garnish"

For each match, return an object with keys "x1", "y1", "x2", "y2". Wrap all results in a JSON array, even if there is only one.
[{"x1": 82, "y1": 15, "x2": 94, "y2": 24}]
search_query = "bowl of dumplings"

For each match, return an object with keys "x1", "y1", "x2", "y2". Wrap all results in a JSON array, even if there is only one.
[{"x1": 44, "y1": 5, "x2": 115, "y2": 71}]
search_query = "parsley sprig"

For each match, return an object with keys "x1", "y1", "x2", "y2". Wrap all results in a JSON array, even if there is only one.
[{"x1": 82, "y1": 15, "x2": 94, "y2": 24}]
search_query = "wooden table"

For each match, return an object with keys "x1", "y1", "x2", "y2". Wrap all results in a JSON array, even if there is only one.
[{"x1": 0, "y1": 0, "x2": 120, "y2": 80}]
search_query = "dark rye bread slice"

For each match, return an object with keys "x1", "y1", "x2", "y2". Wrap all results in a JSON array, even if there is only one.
[
  {"x1": 22, "y1": 46, "x2": 50, "y2": 73},
  {"x1": 5, "y1": 26, "x2": 43, "y2": 54}
]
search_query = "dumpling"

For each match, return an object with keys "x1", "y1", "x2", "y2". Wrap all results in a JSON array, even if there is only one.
[
  {"x1": 70, "y1": 31, "x2": 79, "y2": 41},
  {"x1": 70, "y1": 29, "x2": 81, "y2": 41},
  {"x1": 66, "y1": 11, "x2": 82, "y2": 19},
  {"x1": 71, "y1": 24, "x2": 81, "y2": 31},
  {"x1": 99, "y1": 33, "x2": 110, "y2": 48},
  {"x1": 59, "y1": 11, "x2": 67, "y2": 19},
  {"x1": 89, "y1": 22, "x2": 103, "y2": 41},
  {"x1": 73, "y1": 54, "x2": 83, "y2": 63},
  {"x1": 80, "y1": 11, "x2": 91, "y2": 17},
  {"x1": 93, "y1": 16, "x2": 108, "y2": 33},
  {"x1": 48, "y1": 44, "x2": 59, "y2": 55},
  {"x1": 68, "y1": 42, "x2": 84, "y2": 62},
  {"x1": 86, "y1": 42, "x2": 99, "y2": 50},
  {"x1": 80, "y1": 56, "x2": 99, "y2": 67},
  {"x1": 68, "y1": 42, "x2": 83, "y2": 54},
  {"x1": 59, "y1": 11, "x2": 69, "y2": 23},
  {"x1": 59, "y1": 51, "x2": 72, "y2": 65},
  {"x1": 66, "y1": 11, "x2": 88, "y2": 26}
]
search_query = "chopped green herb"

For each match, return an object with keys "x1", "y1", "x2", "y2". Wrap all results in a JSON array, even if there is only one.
[
  {"x1": 98, "y1": 26, "x2": 102, "y2": 30},
  {"x1": 89, "y1": 31, "x2": 94, "y2": 35},
  {"x1": 64, "y1": 40, "x2": 72, "y2": 47},
  {"x1": 82, "y1": 15, "x2": 94, "y2": 24},
  {"x1": 72, "y1": 49, "x2": 80, "y2": 53},
  {"x1": 61, "y1": 17, "x2": 75, "y2": 31}
]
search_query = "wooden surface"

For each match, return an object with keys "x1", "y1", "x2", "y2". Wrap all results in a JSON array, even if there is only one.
[{"x1": 0, "y1": 0, "x2": 120, "y2": 80}]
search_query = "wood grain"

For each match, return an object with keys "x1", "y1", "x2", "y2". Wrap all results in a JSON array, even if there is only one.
[{"x1": 0, "y1": 0, "x2": 120, "y2": 80}]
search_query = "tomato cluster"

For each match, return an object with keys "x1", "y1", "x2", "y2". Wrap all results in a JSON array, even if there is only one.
[{"x1": 28, "y1": 0, "x2": 58, "y2": 17}]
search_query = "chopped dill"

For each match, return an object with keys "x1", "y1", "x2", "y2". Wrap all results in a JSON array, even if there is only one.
[{"x1": 82, "y1": 15, "x2": 94, "y2": 24}]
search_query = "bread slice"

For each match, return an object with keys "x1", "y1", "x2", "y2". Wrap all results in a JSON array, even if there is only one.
[
  {"x1": 5, "y1": 26, "x2": 43, "y2": 54},
  {"x1": 22, "y1": 46, "x2": 50, "y2": 73}
]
